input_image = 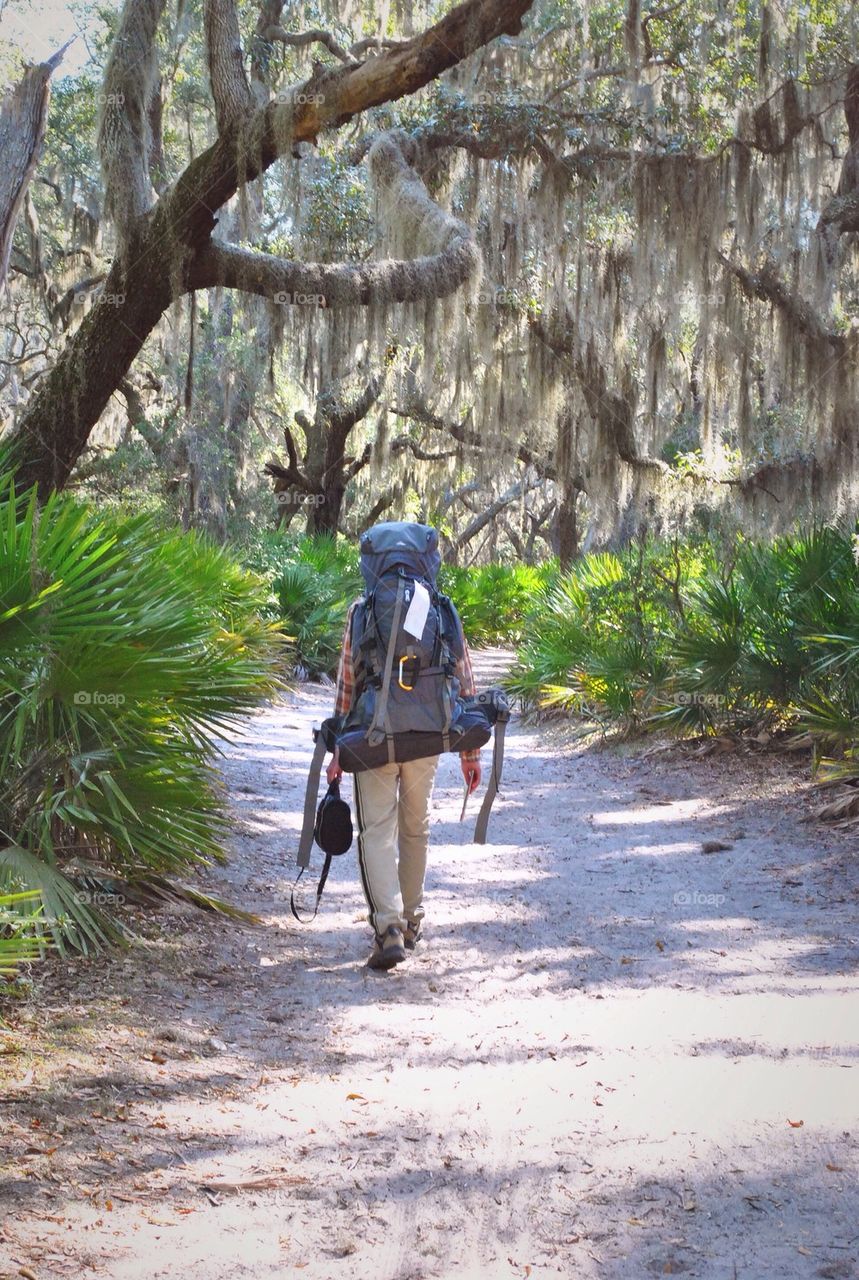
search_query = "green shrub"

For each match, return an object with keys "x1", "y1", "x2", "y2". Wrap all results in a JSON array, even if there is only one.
[
  {"x1": 662, "y1": 528, "x2": 859, "y2": 734},
  {"x1": 510, "y1": 528, "x2": 859, "y2": 757},
  {"x1": 0, "y1": 473, "x2": 283, "y2": 951},
  {"x1": 508, "y1": 543, "x2": 700, "y2": 733},
  {"x1": 242, "y1": 531, "x2": 362, "y2": 676},
  {"x1": 438, "y1": 561, "x2": 558, "y2": 646}
]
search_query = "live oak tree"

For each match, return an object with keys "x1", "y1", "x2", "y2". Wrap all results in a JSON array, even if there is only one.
[{"x1": 3, "y1": 0, "x2": 536, "y2": 494}]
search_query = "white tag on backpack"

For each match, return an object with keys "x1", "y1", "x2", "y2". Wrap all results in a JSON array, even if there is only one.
[{"x1": 403, "y1": 581, "x2": 430, "y2": 640}]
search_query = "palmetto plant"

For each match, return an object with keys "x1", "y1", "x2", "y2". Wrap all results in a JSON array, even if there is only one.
[
  {"x1": 438, "y1": 562, "x2": 558, "y2": 646},
  {"x1": 511, "y1": 528, "x2": 859, "y2": 760},
  {"x1": 0, "y1": 472, "x2": 283, "y2": 951},
  {"x1": 662, "y1": 528, "x2": 859, "y2": 733},
  {"x1": 243, "y1": 532, "x2": 362, "y2": 676},
  {"x1": 507, "y1": 547, "x2": 679, "y2": 733}
]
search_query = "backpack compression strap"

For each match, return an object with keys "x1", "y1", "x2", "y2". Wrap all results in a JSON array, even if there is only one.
[
  {"x1": 365, "y1": 572, "x2": 407, "y2": 760},
  {"x1": 290, "y1": 731, "x2": 328, "y2": 921},
  {"x1": 473, "y1": 712, "x2": 509, "y2": 845}
]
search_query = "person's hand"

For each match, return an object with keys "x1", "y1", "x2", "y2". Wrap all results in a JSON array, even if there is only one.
[
  {"x1": 461, "y1": 758, "x2": 481, "y2": 793},
  {"x1": 326, "y1": 747, "x2": 342, "y2": 785}
]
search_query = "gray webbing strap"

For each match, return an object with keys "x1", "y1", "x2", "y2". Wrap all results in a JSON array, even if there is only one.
[
  {"x1": 296, "y1": 733, "x2": 328, "y2": 870},
  {"x1": 366, "y1": 574, "x2": 406, "y2": 749},
  {"x1": 473, "y1": 716, "x2": 507, "y2": 845}
]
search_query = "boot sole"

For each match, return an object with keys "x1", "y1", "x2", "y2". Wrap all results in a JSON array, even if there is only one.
[{"x1": 368, "y1": 948, "x2": 406, "y2": 970}]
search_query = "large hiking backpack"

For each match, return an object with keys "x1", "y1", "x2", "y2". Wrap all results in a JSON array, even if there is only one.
[
  {"x1": 292, "y1": 523, "x2": 511, "y2": 911},
  {"x1": 331, "y1": 521, "x2": 492, "y2": 769}
]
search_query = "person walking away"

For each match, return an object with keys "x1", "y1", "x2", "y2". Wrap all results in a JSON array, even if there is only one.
[{"x1": 326, "y1": 524, "x2": 481, "y2": 970}]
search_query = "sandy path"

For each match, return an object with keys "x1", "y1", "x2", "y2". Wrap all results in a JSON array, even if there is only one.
[{"x1": 2, "y1": 648, "x2": 858, "y2": 1280}]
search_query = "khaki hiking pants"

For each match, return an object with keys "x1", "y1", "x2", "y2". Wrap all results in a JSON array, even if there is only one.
[{"x1": 353, "y1": 755, "x2": 440, "y2": 936}]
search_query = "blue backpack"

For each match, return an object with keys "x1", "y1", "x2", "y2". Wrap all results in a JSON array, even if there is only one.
[{"x1": 332, "y1": 521, "x2": 494, "y2": 769}]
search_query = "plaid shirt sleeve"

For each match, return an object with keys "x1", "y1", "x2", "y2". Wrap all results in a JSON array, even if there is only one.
[{"x1": 456, "y1": 633, "x2": 482, "y2": 763}]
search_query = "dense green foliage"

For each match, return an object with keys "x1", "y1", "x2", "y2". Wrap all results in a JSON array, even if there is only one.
[
  {"x1": 438, "y1": 563, "x2": 559, "y2": 646},
  {"x1": 509, "y1": 530, "x2": 859, "y2": 763},
  {"x1": 242, "y1": 532, "x2": 362, "y2": 677},
  {"x1": 0, "y1": 474, "x2": 282, "y2": 951},
  {"x1": 239, "y1": 534, "x2": 554, "y2": 674}
]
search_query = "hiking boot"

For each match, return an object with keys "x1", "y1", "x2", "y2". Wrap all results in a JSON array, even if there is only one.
[
  {"x1": 367, "y1": 925, "x2": 406, "y2": 970},
  {"x1": 404, "y1": 920, "x2": 423, "y2": 951}
]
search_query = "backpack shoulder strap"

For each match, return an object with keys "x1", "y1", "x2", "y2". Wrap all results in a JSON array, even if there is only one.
[{"x1": 437, "y1": 593, "x2": 464, "y2": 663}]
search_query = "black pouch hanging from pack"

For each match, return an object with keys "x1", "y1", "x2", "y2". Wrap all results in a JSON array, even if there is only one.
[{"x1": 290, "y1": 780, "x2": 353, "y2": 922}]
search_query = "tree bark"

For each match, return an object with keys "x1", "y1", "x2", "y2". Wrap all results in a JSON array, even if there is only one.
[{"x1": 0, "y1": 44, "x2": 70, "y2": 289}]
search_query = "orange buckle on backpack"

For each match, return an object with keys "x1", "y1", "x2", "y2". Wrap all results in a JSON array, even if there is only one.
[{"x1": 398, "y1": 655, "x2": 419, "y2": 691}]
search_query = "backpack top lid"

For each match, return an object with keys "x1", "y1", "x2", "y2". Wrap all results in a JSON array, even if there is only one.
[{"x1": 359, "y1": 521, "x2": 441, "y2": 591}]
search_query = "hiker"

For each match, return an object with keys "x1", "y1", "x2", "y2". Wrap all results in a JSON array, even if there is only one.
[{"x1": 326, "y1": 522, "x2": 482, "y2": 970}]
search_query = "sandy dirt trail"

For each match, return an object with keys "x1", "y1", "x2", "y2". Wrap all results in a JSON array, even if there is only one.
[{"x1": 2, "y1": 649, "x2": 858, "y2": 1280}]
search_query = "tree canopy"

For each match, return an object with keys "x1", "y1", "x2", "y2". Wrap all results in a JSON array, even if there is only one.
[{"x1": 1, "y1": 0, "x2": 857, "y2": 559}]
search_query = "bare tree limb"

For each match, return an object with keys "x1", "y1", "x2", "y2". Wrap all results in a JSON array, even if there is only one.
[
  {"x1": 186, "y1": 127, "x2": 481, "y2": 305},
  {"x1": 391, "y1": 400, "x2": 557, "y2": 479},
  {"x1": 11, "y1": 0, "x2": 536, "y2": 494},
  {"x1": 350, "y1": 36, "x2": 409, "y2": 57},
  {"x1": 718, "y1": 252, "x2": 843, "y2": 347},
  {"x1": 444, "y1": 474, "x2": 544, "y2": 561},
  {"x1": 390, "y1": 435, "x2": 460, "y2": 461},
  {"x1": 161, "y1": 0, "x2": 535, "y2": 249},
  {"x1": 263, "y1": 25, "x2": 357, "y2": 65},
  {"x1": 818, "y1": 65, "x2": 859, "y2": 251}
]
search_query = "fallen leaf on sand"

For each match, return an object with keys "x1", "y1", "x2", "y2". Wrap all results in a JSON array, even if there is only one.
[
  {"x1": 200, "y1": 1175, "x2": 308, "y2": 1193},
  {"x1": 346, "y1": 1093, "x2": 366, "y2": 1101},
  {"x1": 787, "y1": 1119, "x2": 804, "y2": 1128},
  {"x1": 655, "y1": 940, "x2": 665, "y2": 952},
  {"x1": 825, "y1": 1162, "x2": 843, "y2": 1172}
]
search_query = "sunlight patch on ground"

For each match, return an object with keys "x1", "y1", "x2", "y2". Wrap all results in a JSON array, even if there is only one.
[{"x1": 591, "y1": 799, "x2": 709, "y2": 825}]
